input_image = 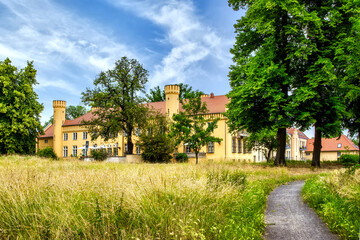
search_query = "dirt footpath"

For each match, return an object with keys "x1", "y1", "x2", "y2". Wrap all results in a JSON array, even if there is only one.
[{"x1": 264, "y1": 181, "x2": 339, "y2": 240}]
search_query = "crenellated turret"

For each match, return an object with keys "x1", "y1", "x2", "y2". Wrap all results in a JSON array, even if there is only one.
[{"x1": 164, "y1": 85, "x2": 180, "y2": 119}]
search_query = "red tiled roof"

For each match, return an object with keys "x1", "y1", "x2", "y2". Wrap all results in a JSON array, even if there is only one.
[
  {"x1": 41, "y1": 95, "x2": 230, "y2": 138},
  {"x1": 286, "y1": 128, "x2": 309, "y2": 139},
  {"x1": 306, "y1": 135, "x2": 359, "y2": 152},
  {"x1": 198, "y1": 95, "x2": 229, "y2": 113},
  {"x1": 38, "y1": 124, "x2": 54, "y2": 138},
  {"x1": 63, "y1": 110, "x2": 96, "y2": 126},
  {"x1": 145, "y1": 101, "x2": 166, "y2": 114}
]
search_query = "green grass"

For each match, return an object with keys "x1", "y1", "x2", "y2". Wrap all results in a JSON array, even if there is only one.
[
  {"x1": 0, "y1": 155, "x2": 338, "y2": 239},
  {"x1": 302, "y1": 166, "x2": 360, "y2": 240}
]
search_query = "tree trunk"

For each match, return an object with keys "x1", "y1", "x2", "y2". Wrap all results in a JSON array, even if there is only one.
[
  {"x1": 127, "y1": 135, "x2": 133, "y2": 155},
  {"x1": 195, "y1": 151, "x2": 199, "y2": 165},
  {"x1": 275, "y1": 128, "x2": 286, "y2": 166},
  {"x1": 267, "y1": 149, "x2": 272, "y2": 163},
  {"x1": 312, "y1": 123, "x2": 322, "y2": 167}
]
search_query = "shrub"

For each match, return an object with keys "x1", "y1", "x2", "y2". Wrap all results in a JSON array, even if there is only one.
[
  {"x1": 90, "y1": 149, "x2": 108, "y2": 161},
  {"x1": 37, "y1": 147, "x2": 57, "y2": 160},
  {"x1": 175, "y1": 153, "x2": 188, "y2": 163},
  {"x1": 138, "y1": 112, "x2": 174, "y2": 163},
  {"x1": 338, "y1": 154, "x2": 359, "y2": 165}
]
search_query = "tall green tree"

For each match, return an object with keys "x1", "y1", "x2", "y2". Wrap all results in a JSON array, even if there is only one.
[
  {"x1": 169, "y1": 93, "x2": 222, "y2": 164},
  {"x1": 81, "y1": 57, "x2": 149, "y2": 154},
  {"x1": 146, "y1": 83, "x2": 204, "y2": 102},
  {"x1": 340, "y1": 11, "x2": 360, "y2": 163},
  {"x1": 0, "y1": 58, "x2": 43, "y2": 154},
  {"x1": 292, "y1": 0, "x2": 358, "y2": 167},
  {"x1": 227, "y1": 0, "x2": 310, "y2": 166}
]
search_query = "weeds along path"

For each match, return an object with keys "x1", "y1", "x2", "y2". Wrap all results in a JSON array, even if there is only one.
[{"x1": 264, "y1": 181, "x2": 339, "y2": 240}]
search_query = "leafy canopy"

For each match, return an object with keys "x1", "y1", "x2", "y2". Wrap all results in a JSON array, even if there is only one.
[
  {"x1": 170, "y1": 93, "x2": 222, "y2": 164},
  {"x1": 137, "y1": 111, "x2": 174, "y2": 163},
  {"x1": 0, "y1": 58, "x2": 43, "y2": 154},
  {"x1": 81, "y1": 57, "x2": 149, "y2": 154}
]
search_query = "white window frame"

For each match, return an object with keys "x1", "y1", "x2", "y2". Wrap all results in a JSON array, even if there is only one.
[
  {"x1": 63, "y1": 146, "x2": 68, "y2": 157},
  {"x1": 63, "y1": 133, "x2": 68, "y2": 141},
  {"x1": 135, "y1": 128, "x2": 141, "y2": 136},
  {"x1": 208, "y1": 142, "x2": 214, "y2": 153},
  {"x1": 73, "y1": 132, "x2": 77, "y2": 140},
  {"x1": 73, "y1": 146, "x2": 77, "y2": 157},
  {"x1": 83, "y1": 132, "x2": 87, "y2": 140},
  {"x1": 136, "y1": 145, "x2": 141, "y2": 155},
  {"x1": 232, "y1": 138, "x2": 236, "y2": 153}
]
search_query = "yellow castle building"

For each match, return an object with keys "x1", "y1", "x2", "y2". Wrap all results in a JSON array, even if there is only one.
[{"x1": 38, "y1": 85, "x2": 256, "y2": 162}]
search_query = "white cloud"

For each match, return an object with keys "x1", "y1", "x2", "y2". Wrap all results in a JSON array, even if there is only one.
[
  {"x1": 108, "y1": 0, "x2": 232, "y2": 88},
  {"x1": 0, "y1": 0, "x2": 137, "y2": 74}
]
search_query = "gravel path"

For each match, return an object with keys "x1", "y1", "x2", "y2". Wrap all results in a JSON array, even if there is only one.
[{"x1": 264, "y1": 181, "x2": 339, "y2": 240}]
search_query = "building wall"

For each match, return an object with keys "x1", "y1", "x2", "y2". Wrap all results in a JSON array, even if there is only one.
[
  {"x1": 38, "y1": 138, "x2": 53, "y2": 150},
  {"x1": 39, "y1": 85, "x2": 261, "y2": 162},
  {"x1": 305, "y1": 151, "x2": 359, "y2": 161}
]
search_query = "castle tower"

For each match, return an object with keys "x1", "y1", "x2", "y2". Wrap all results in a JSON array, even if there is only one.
[
  {"x1": 53, "y1": 100, "x2": 66, "y2": 158},
  {"x1": 164, "y1": 85, "x2": 180, "y2": 119}
]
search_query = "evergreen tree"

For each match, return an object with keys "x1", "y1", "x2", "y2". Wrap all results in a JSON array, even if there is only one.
[{"x1": 0, "y1": 58, "x2": 43, "y2": 154}]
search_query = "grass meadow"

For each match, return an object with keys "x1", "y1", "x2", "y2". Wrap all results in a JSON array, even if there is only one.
[
  {"x1": 0, "y1": 156, "x2": 340, "y2": 239},
  {"x1": 303, "y1": 165, "x2": 360, "y2": 240}
]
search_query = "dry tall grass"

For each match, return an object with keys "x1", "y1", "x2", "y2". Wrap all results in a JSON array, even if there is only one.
[{"x1": 0, "y1": 155, "x2": 338, "y2": 239}]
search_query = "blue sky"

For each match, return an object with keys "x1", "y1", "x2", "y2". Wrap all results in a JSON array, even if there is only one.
[
  {"x1": 0, "y1": 0, "x2": 315, "y2": 138},
  {"x1": 0, "y1": 0, "x2": 241, "y2": 119}
]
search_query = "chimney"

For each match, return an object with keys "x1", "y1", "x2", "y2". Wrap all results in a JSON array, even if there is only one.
[{"x1": 210, "y1": 93, "x2": 214, "y2": 98}]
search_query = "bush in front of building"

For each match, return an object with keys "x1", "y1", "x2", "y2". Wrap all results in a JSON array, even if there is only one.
[
  {"x1": 37, "y1": 147, "x2": 57, "y2": 160},
  {"x1": 175, "y1": 153, "x2": 188, "y2": 163},
  {"x1": 338, "y1": 154, "x2": 359, "y2": 165},
  {"x1": 90, "y1": 149, "x2": 108, "y2": 161},
  {"x1": 140, "y1": 134, "x2": 173, "y2": 163}
]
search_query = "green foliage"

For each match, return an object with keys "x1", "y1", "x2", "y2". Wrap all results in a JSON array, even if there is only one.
[
  {"x1": 90, "y1": 149, "x2": 108, "y2": 161},
  {"x1": 226, "y1": 0, "x2": 310, "y2": 166},
  {"x1": 65, "y1": 105, "x2": 87, "y2": 120},
  {"x1": 227, "y1": 0, "x2": 359, "y2": 167},
  {"x1": 146, "y1": 83, "x2": 204, "y2": 102},
  {"x1": 339, "y1": 154, "x2": 359, "y2": 165},
  {"x1": 137, "y1": 112, "x2": 174, "y2": 163},
  {"x1": 36, "y1": 147, "x2": 57, "y2": 160},
  {"x1": 175, "y1": 153, "x2": 188, "y2": 163},
  {"x1": 82, "y1": 57, "x2": 149, "y2": 154},
  {"x1": 0, "y1": 58, "x2": 44, "y2": 154},
  {"x1": 303, "y1": 174, "x2": 360, "y2": 240},
  {"x1": 247, "y1": 128, "x2": 277, "y2": 162},
  {"x1": 170, "y1": 93, "x2": 222, "y2": 164}
]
